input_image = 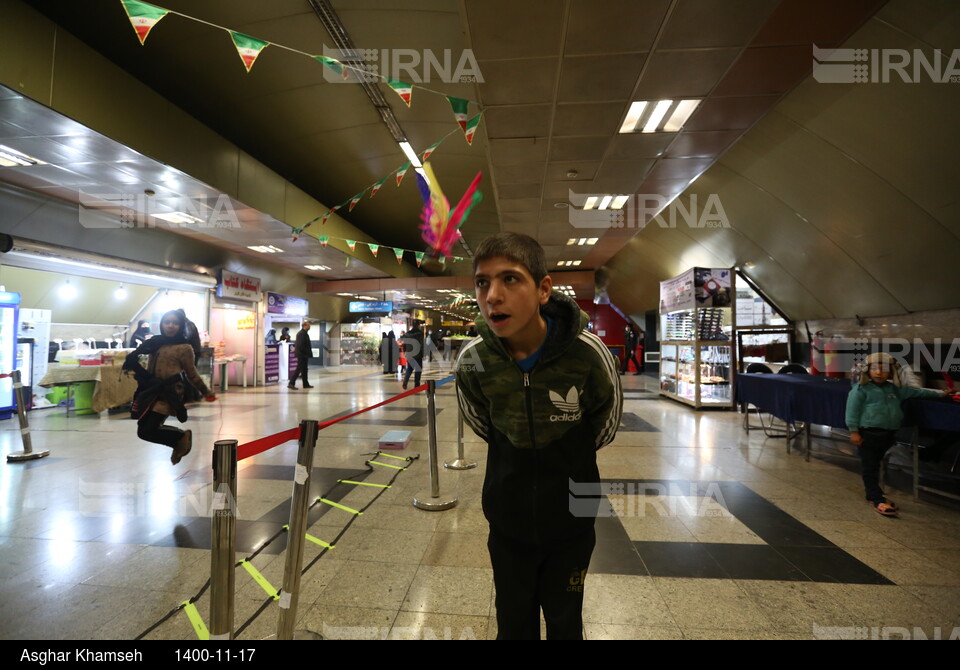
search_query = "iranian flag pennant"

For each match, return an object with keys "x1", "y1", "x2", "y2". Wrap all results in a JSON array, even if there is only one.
[
  {"x1": 415, "y1": 251, "x2": 424, "y2": 267},
  {"x1": 464, "y1": 114, "x2": 482, "y2": 145},
  {"x1": 447, "y1": 96, "x2": 470, "y2": 133},
  {"x1": 394, "y1": 248, "x2": 404, "y2": 264},
  {"x1": 370, "y1": 175, "x2": 389, "y2": 198},
  {"x1": 121, "y1": 0, "x2": 170, "y2": 45},
  {"x1": 454, "y1": 256, "x2": 464, "y2": 263},
  {"x1": 421, "y1": 139, "x2": 442, "y2": 163},
  {"x1": 345, "y1": 240, "x2": 357, "y2": 253},
  {"x1": 387, "y1": 79, "x2": 413, "y2": 107},
  {"x1": 349, "y1": 190, "x2": 366, "y2": 212},
  {"x1": 320, "y1": 205, "x2": 340, "y2": 225},
  {"x1": 318, "y1": 235, "x2": 329, "y2": 248},
  {"x1": 230, "y1": 31, "x2": 269, "y2": 73},
  {"x1": 315, "y1": 55, "x2": 349, "y2": 80},
  {"x1": 368, "y1": 243, "x2": 379, "y2": 257},
  {"x1": 395, "y1": 161, "x2": 411, "y2": 187}
]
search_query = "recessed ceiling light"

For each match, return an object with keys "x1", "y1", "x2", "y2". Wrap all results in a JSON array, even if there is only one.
[
  {"x1": 304, "y1": 265, "x2": 330, "y2": 271},
  {"x1": 155, "y1": 211, "x2": 204, "y2": 225},
  {"x1": 583, "y1": 196, "x2": 598, "y2": 210},
  {"x1": 587, "y1": 238, "x2": 598, "y2": 245},
  {"x1": 247, "y1": 245, "x2": 283, "y2": 253},
  {"x1": 611, "y1": 196, "x2": 629, "y2": 210},
  {"x1": 567, "y1": 238, "x2": 576, "y2": 245},
  {"x1": 643, "y1": 100, "x2": 673, "y2": 133},
  {"x1": 619, "y1": 101, "x2": 649, "y2": 134},
  {"x1": 620, "y1": 99, "x2": 702, "y2": 134},
  {"x1": 598, "y1": 196, "x2": 612, "y2": 210}
]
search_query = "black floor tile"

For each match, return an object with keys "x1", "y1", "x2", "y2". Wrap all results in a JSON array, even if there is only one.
[
  {"x1": 618, "y1": 413, "x2": 661, "y2": 432},
  {"x1": 594, "y1": 513, "x2": 632, "y2": 542},
  {"x1": 591, "y1": 540, "x2": 648, "y2": 576},
  {"x1": 704, "y1": 543, "x2": 809, "y2": 582},
  {"x1": 150, "y1": 518, "x2": 289, "y2": 555},
  {"x1": 775, "y1": 546, "x2": 894, "y2": 585},
  {"x1": 633, "y1": 541, "x2": 729, "y2": 579},
  {"x1": 736, "y1": 513, "x2": 835, "y2": 548}
]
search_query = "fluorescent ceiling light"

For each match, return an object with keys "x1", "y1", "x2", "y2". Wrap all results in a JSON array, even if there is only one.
[
  {"x1": 573, "y1": 260, "x2": 581, "y2": 266},
  {"x1": 663, "y1": 99, "x2": 701, "y2": 132},
  {"x1": 248, "y1": 245, "x2": 284, "y2": 253},
  {"x1": 400, "y1": 142, "x2": 424, "y2": 168},
  {"x1": 414, "y1": 167, "x2": 430, "y2": 184},
  {"x1": 587, "y1": 237, "x2": 598, "y2": 245},
  {"x1": 0, "y1": 144, "x2": 46, "y2": 167},
  {"x1": 153, "y1": 211, "x2": 204, "y2": 225},
  {"x1": 577, "y1": 238, "x2": 587, "y2": 245},
  {"x1": 619, "y1": 101, "x2": 648, "y2": 134},
  {"x1": 567, "y1": 238, "x2": 576, "y2": 245},
  {"x1": 583, "y1": 196, "x2": 598, "y2": 210},
  {"x1": 643, "y1": 100, "x2": 673, "y2": 133},
  {"x1": 304, "y1": 265, "x2": 330, "y2": 271},
  {"x1": 598, "y1": 196, "x2": 612, "y2": 210},
  {"x1": 611, "y1": 196, "x2": 629, "y2": 210}
]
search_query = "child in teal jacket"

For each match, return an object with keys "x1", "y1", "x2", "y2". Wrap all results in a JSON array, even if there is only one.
[{"x1": 846, "y1": 352, "x2": 946, "y2": 516}]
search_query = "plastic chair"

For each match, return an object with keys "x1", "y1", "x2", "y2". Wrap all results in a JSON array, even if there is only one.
[
  {"x1": 746, "y1": 363, "x2": 773, "y2": 374},
  {"x1": 778, "y1": 363, "x2": 808, "y2": 374}
]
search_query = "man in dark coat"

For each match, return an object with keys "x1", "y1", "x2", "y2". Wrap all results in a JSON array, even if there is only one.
[
  {"x1": 621, "y1": 325, "x2": 642, "y2": 375},
  {"x1": 401, "y1": 321, "x2": 425, "y2": 389},
  {"x1": 289, "y1": 320, "x2": 313, "y2": 389}
]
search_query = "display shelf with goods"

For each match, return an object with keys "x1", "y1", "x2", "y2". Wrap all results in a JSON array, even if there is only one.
[
  {"x1": 658, "y1": 268, "x2": 735, "y2": 409},
  {"x1": 338, "y1": 324, "x2": 380, "y2": 366},
  {"x1": 737, "y1": 329, "x2": 794, "y2": 372}
]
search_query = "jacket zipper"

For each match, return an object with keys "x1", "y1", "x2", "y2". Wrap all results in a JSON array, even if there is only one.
[{"x1": 523, "y1": 370, "x2": 541, "y2": 543}]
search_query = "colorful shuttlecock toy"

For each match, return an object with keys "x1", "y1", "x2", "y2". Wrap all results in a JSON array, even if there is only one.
[{"x1": 415, "y1": 163, "x2": 482, "y2": 258}]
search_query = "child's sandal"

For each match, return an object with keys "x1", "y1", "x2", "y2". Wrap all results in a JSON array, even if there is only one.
[{"x1": 872, "y1": 501, "x2": 898, "y2": 517}]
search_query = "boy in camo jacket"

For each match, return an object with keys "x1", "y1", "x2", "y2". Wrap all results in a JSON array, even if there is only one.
[{"x1": 455, "y1": 233, "x2": 622, "y2": 639}]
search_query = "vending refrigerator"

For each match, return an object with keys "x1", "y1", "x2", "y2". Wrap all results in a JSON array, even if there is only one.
[{"x1": 0, "y1": 291, "x2": 21, "y2": 420}]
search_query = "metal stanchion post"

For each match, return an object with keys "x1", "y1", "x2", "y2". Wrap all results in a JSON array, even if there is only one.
[
  {"x1": 413, "y1": 380, "x2": 458, "y2": 511},
  {"x1": 445, "y1": 382, "x2": 476, "y2": 471},
  {"x1": 277, "y1": 420, "x2": 319, "y2": 640},
  {"x1": 6, "y1": 370, "x2": 49, "y2": 462},
  {"x1": 209, "y1": 439, "x2": 238, "y2": 641}
]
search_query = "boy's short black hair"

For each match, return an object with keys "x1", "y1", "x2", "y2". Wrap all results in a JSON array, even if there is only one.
[{"x1": 473, "y1": 232, "x2": 548, "y2": 283}]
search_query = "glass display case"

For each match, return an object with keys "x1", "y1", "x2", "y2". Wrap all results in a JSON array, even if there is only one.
[{"x1": 659, "y1": 268, "x2": 735, "y2": 408}]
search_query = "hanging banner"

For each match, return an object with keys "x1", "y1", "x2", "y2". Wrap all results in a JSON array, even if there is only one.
[
  {"x1": 121, "y1": 0, "x2": 170, "y2": 45},
  {"x1": 345, "y1": 240, "x2": 357, "y2": 252},
  {"x1": 368, "y1": 243, "x2": 379, "y2": 257},
  {"x1": 422, "y1": 140, "x2": 442, "y2": 163},
  {"x1": 415, "y1": 251, "x2": 424, "y2": 267},
  {"x1": 394, "y1": 248, "x2": 404, "y2": 264},
  {"x1": 230, "y1": 31, "x2": 269, "y2": 72},
  {"x1": 318, "y1": 235, "x2": 329, "y2": 247},
  {"x1": 348, "y1": 191, "x2": 365, "y2": 212}
]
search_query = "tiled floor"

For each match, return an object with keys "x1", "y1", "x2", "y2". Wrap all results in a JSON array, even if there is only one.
[{"x1": 1, "y1": 363, "x2": 959, "y2": 640}]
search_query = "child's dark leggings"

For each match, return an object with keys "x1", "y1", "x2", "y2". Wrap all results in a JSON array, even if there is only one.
[
  {"x1": 138, "y1": 411, "x2": 184, "y2": 449},
  {"x1": 857, "y1": 427, "x2": 897, "y2": 503},
  {"x1": 487, "y1": 527, "x2": 595, "y2": 640}
]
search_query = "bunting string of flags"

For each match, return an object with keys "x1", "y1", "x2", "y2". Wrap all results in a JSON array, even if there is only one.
[
  {"x1": 119, "y1": 1, "x2": 481, "y2": 105},
  {"x1": 296, "y1": 233, "x2": 466, "y2": 268},
  {"x1": 289, "y1": 118, "x2": 482, "y2": 243}
]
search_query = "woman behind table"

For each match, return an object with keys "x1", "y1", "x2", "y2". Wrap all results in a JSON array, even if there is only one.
[
  {"x1": 279, "y1": 327, "x2": 291, "y2": 343},
  {"x1": 123, "y1": 310, "x2": 216, "y2": 465},
  {"x1": 128, "y1": 320, "x2": 151, "y2": 348}
]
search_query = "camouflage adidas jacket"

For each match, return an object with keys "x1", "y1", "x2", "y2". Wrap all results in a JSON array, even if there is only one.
[{"x1": 455, "y1": 292, "x2": 623, "y2": 542}]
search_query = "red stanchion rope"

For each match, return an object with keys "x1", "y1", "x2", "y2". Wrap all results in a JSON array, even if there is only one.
[{"x1": 235, "y1": 383, "x2": 429, "y2": 461}]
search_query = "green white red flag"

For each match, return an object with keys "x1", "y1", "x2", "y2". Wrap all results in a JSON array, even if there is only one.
[
  {"x1": 368, "y1": 244, "x2": 379, "y2": 257},
  {"x1": 394, "y1": 248, "x2": 404, "y2": 264},
  {"x1": 230, "y1": 31, "x2": 269, "y2": 73},
  {"x1": 421, "y1": 140, "x2": 442, "y2": 163},
  {"x1": 387, "y1": 79, "x2": 413, "y2": 107},
  {"x1": 349, "y1": 190, "x2": 366, "y2": 212},
  {"x1": 315, "y1": 55, "x2": 349, "y2": 79},
  {"x1": 346, "y1": 240, "x2": 357, "y2": 253},
  {"x1": 415, "y1": 251, "x2": 424, "y2": 267},
  {"x1": 396, "y1": 161, "x2": 411, "y2": 187},
  {"x1": 464, "y1": 114, "x2": 481, "y2": 145},
  {"x1": 121, "y1": 0, "x2": 169, "y2": 45},
  {"x1": 370, "y1": 175, "x2": 389, "y2": 198},
  {"x1": 318, "y1": 235, "x2": 329, "y2": 248},
  {"x1": 447, "y1": 97, "x2": 470, "y2": 133},
  {"x1": 320, "y1": 205, "x2": 340, "y2": 225}
]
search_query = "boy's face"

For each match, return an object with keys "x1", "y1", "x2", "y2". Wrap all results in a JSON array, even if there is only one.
[
  {"x1": 868, "y1": 363, "x2": 891, "y2": 384},
  {"x1": 474, "y1": 256, "x2": 552, "y2": 343}
]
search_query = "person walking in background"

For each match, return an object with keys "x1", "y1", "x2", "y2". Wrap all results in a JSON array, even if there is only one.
[
  {"x1": 621, "y1": 325, "x2": 642, "y2": 375},
  {"x1": 124, "y1": 310, "x2": 216, "y2": 465},
  {"x1": 401, "y1": 321, "x2": 425, "y2": 390},
  {"x1": 289, "y1": 320, "x2": 313, "y2": 389},
  {"x1": 128, "y1": 319, "x2": 151, "y2": 348}
]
